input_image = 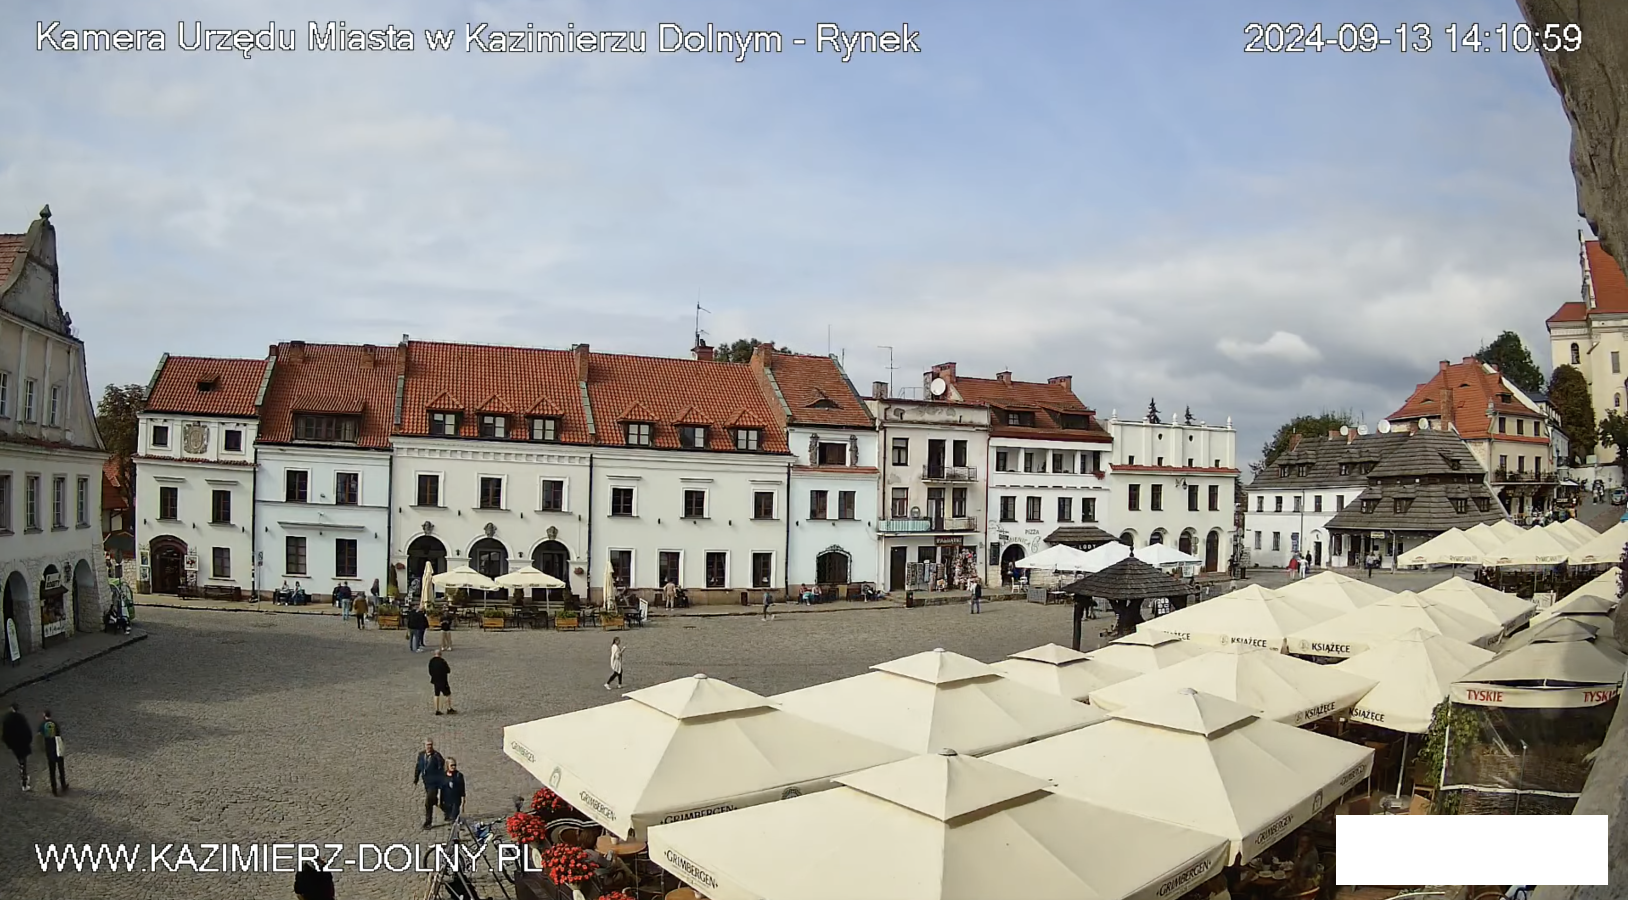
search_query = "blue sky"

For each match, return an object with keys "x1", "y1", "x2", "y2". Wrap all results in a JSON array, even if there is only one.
[{"x1": 1, "y1": 0, "x2": 1585, "y2": 463}]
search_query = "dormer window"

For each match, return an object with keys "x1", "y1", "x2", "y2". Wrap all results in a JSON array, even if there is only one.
[
  {"x1": 1394, "y1": 498, "x2": 1413, "y2": 514},
  {"x1": 678, "y1": 425, "x2": 707, "y2": 449},
  {"x1": 733, "y1": 428, "x2": 761, "y2": 451},
  {"x1": 1447, "y1": 458, "x2": 1462, "y2": 470},
  {"x1": 625, "y1": 422, "x2": 653, "y2": 447},
  {"x1": 1361, "y1": 462, "x2": 1376, "y2": 474},
  {"x1": 478, "y1": 414, "x2": 508, "y2": 438},
  {"x1": 808, "y1": 397, "x2": 839, "y2": 410},
  {"x1": 197, "y1": 378, "x2": 218, "y2": 392},
  {"x1": 1475, "y1": 497, "x2": 1491, "y2": 512},
  {"x1": 428, "y1": 412, "x2": 460, "y2": 436},
  {"x1": 1005, "y1": 411, "x2": 1036, "y2": 427},
  {"x1": 1058, "y1": 413, "x2": 1090, "y2": 430},
  {"x1": 1298, "y1": 464, "x2": 1311, "y2": 477},
  {"x1": 295, "y1": 415, "x2": 360, "y2": 443},
  {"x1": 1338, "y1": 463, "x2": 1350, "y2": 476},
  {"x1": 1278, "y1": 465, "x2": 1288, "y2": 477},
  {"x1": 1360, "y1": 499, "x2": 1378, "y2": 513},
  {"x1": 530, "y1": 417, "x2": 559, "y2": 442},
  {"x1": 1451, "y1": 499, "x2": 1469, "y2": 514}
]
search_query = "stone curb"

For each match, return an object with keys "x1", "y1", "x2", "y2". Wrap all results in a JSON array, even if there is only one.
[
  {"x1": 0, "y1": 631, "x2": 150, "y2": 698},
  {"x1": 137, "y1": 602, "x2": 339, "y2": 617}
]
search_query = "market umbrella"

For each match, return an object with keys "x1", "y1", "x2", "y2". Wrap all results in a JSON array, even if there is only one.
[
  {"x1": 432, "y1": 565, "x2": 498, "y2": 591},
  {"x1": 646, "y1": 750, "x2": 1232, "y2": 900},
  {"x1": 773, "y1": 648, "x2": 1106, "y2": 756},
  {"x1": 1461, "y1": 524, "x2": 1506, "y2": 553},
  {"x1": 1398, "y1": 529, "x2": 1486, "y2": 567},
  {"x1": 420, "y1": 560, "x2": 434, "y2": 608},
  {"x1": 1075, "y1": 540, "x2": 1133, "y2": 572},
  {"x1": 992, "y1": 644, "x2": 1139, "y2": 702},
  {"x1": 1333, "y1": 629, "x2": 1495, "y2": 733},
  {"x1": 1481, "y1": 526, "x2": 1576, "y2": 566},
  {"x1": 1085, "y1": 631, "x2": 1215, "y2": 674},
  {"x1": 1554, "y1": 567, "x2": 1621, "y2": 608},
  {"x1": 1275, "y1": 576, "x2": 1393, "y2": 612},
  {"x1": 1284, "y1": 591, "x2": 1500, "y2": 658},
  {"x1": 1565, "y1": 522, "x2": 1628, "y2": 566},
  {"x1": 1506, "y1": 604, "x2": 1617, "y2": 647},
  {"x1": 1135, "y1": 587, "x2": 1340, "y2": 650},
  {"x1": 1011, "y1": 544, "x2": 1096, "y2": 572},
  {"x1": 1134, "y1": 543, "x2": 1202, "y2": 567},
  {"x1": 989, "y1": 688, "x2": 1374, "y2": 863},
  {"x1": 1488, "y1": 519, "x2": 1524, "y2": 542},
  {"x1": 1418, "y1": 576, "x2": 1535, "y2": 630},
  {"x1": 502, "y1": 673, "x2": 912, "y2": 838},
  {"x1": 1539, "y1": 590, "x2": 1620, "y2": 625},
  {"x1": 1558, "y1": 517, "x2": 1599, "y2": 543},
  {"x1": 1088, "y1": 644, "x2": 1377, "y2": 726},
  {"x1": 1542, "y1": 596, "x2": 1616, "y2": 640},
  {"x1": 494, "y1": 565, "x2": 567, "y2": 590},
  {"x1": 1539, "y1": 521, "x2": 1587, "y2": 549},
  {"x1": 1453, "y1": 623, "x2": 1627, "y2": 708}
]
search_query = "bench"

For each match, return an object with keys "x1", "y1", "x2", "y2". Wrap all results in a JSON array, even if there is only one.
[{"x1": 176, "y1": 585, "x2": 243, "y2": 601}]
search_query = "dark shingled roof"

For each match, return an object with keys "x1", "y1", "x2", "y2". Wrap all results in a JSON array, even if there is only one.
[
  {"x1": 1250, "y1": 431, "x2": 1408, "y2": 491},
  {"x1": 1044, "y1": 525, "x2": 1116, "y2": 547},
  {"x1": 1062, "y1": 557, "x2": 1193, "y2": 602},
  {"x1": 1323, "y1": 428, "x2": 1506, "y2": 532}
]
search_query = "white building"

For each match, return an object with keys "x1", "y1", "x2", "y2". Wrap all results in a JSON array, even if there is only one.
[
  {"x1": 1547, "y1": 238, "x2": 1628, "y2": 484},
  {"x1": 135, "y1": 354, "x2": 267, "y2": 596},
  {"x1": 865, "y1": 384, "x2": 990, "y2": 592},
  {"x1": 745, "y1": 343, "x2": 880, "y2": 590},
  {"x1": 253, "y1": 342, "x2": 401, "y2": 598},
  {"x1": 1243, "y1": 429, "x2": 1404, "y2": 570},
  {"x1": 0, "y1": 206, "x2": 107, "y2": 657},
  {"x1": 1104, "y1": 411, "x2": 1239, "y2": 572}
]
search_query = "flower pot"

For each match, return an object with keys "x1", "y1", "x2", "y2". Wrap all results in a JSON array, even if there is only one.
[
  {"x1": 377, "y1": 613, "x2": 402, "y2": 629},
  {"x1": 555, "y1": 614, "x2": 579, "y2": 632}
]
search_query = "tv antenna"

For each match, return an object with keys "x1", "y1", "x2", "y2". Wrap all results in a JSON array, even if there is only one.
[
  {"x1": 877, "y1": 345, "x2": 897, "y2": 395},
  {"x1": 693, "y1": 300, "x2": 710, "y2": 348}
]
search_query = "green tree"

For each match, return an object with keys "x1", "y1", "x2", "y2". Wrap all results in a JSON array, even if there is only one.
[
  {"x1": 1599, "y1": 410, "x2": 1628, "y2": 483},
  {"x1": 96, "y1": 384, "x2": 146, "y2": 504},
  {"x1": 1255, "y1": 411, "x2": 1357, "y2": 474},
  {"x1": 1547, "y1": 364, "x2": 1598, "y2": 463},
  {"x1": 713, "y1": 338, "x2": 795, "y2": 363},
  {"x1": 1473, "y1": 330, "x2": 1544, "y2": 396}
]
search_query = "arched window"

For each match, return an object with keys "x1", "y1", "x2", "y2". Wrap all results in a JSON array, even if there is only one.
[
  {"x1": 1571, "y1": 342, "x2": 1581, "y2": 365},
  {"x1": 1617, "y1": 393, "x2": 1622, "y2": 409}
]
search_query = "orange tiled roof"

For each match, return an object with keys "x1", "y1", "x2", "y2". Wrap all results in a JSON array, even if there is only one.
[
  {"x1": 587, "y1": 351, "x2": 790, "y2": 452},
  {"x1": 101, "y1": 457, "x2": 128, "y2": 510},
  {"x1": 945, "y1": 371, "x2": 1111, "y2": 443},
  {"x1": 1387, "y1": 357, "x2": 1537, "y2": 440},
  {"x1": 754, "y1": 349, "x2": 874, "y2": 429},
  {"x1": 258, "y1": 343, "x2": 403, "y2": 449},
  {"x1": 400, "y1": 342, "x2": 588, "y2": 442},
  {"x1": 1547, "y1": 241, "x2": 1628, "y2": 324},
  {"x1": 0, "y1": 234, "x2": 25, "y2": 285},
  {"x1": 1546, "y1": 301, "x2": 1586, "y2": 326},
  {"x1": 146, "y1": 356, "x2": 267, "y2": 418}
]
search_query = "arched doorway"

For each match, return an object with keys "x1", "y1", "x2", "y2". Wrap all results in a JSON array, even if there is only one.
[
  {"x1": 39, "y1": 564, "x2": 67, "y2": 647},
  {"x1": 470, "y1": 538, "x2": 509, "y2": 580},
  {"x1": 815, "y1": 548, "x2": 851, "y2": 585},
  {"x1": 530, "y1": 540, "x2": 571, "y2": 601},
  {"x1": 150, "y1": 535, "x2": 187, "y2": 594},
  {"x1": 1177, "y1": 529, "x2": 1195, "y2": 556},
  {"x1": 1310, "y1": 529, "x2": 1325, "y2": 567},
  {"x1": 2, "y1": 571, "x2": 31, "y2": 659},
  {"x1": 1204, "y1": 529, "x2": 1221, "y2": 572},
  {"x1": 1118, "y1": 530, "x2": 1136, "y2": 547},
  {"x1": 1149, "y1": 530, "x2": 1166, "y2": 545},
  {"x1": 72, "y1": 559, "x2": 99, "y2": 634},
  {"x1": 1000, "y1": 544, "x2": 1026, "y2": 585},
  {"x1": 406, "y1": 535, "x2": 448, "y2": 584}
]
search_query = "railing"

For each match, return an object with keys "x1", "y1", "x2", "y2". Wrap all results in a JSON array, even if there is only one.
[
  {"x1": 922, "y1": 465, "x2": 978, "y2": 482},
  {"x1": 1492, "y1": 470, "x2": 1558, "y2": 484},
  {"x1": 877, "y1": 516, "x2": 979, "y2": 533}
]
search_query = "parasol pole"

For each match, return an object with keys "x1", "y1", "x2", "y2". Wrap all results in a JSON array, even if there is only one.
[{"x1": 1395, "y1": 732, "x2": 1407, "y2": 798}]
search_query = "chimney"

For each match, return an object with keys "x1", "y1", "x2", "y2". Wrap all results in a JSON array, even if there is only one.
[
  {"x1": 930, "y1": 362, "x2": 957, "y2": 381},
  {"x1": 996, "y1": 371, "x2": 1013, "y2": 385},
  {"x1": 361, "y1": 344, "x2": 377, "y2": 369},
  {"x1": 1346, "y1": 429, "x2": 1356, "y2": 444},
  {"x1": 749, "y1": 341, "x2": 774, "y2": 371},
  {"x1": 1328, "y1": 430, "x2": 1339, "y2": 440},
  {"x1": 871, "y1": 381, "x2": 889, "y2": 400},
  {"x1": 1288, "y1": 433, "x2": 1303, "y2": 452},
  {"x1": 287, "y1": 340, "x2": 305, "y2": 363},
  {"x1": 1048, "y1": 375, "x2": 1072, "y2": 392},
  {"x1": 573, "y1": 343, "x2": 590, "y2": 384},
  {"x1": 692, "y1": 337, "x2": 714, "y2": 362}
]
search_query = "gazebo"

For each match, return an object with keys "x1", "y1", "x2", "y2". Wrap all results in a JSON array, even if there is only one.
[{"x1": 1063, "y1": 557, "x2": 1195, "y2": 650}]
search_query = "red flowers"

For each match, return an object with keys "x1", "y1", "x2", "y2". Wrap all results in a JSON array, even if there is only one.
[
  {"x1": 601, "y1": 892, "x2": 637, "y2": 900},
  {"x1": 531, "y1": 787, "x2": 577, "y2": 818},
  {"x1": 539, "y1": 843, "x2": 597, "y2": 886},
  {"x1": 505, "y1": 812, "x2": 549, "y2": 845}
]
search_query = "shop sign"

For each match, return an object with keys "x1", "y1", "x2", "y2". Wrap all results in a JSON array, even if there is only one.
[{"x1": 933, "y1": 536, "x2": 963, "y2": 546}]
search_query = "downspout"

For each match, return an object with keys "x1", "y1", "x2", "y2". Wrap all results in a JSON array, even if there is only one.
[
  {"x1": 250, "y1": 355, "x2": 276, "y2": 599},
  {"x1": 385, "y1": 449, "x2": 394, "y2": 596},
  {"x1": 784, "y1": 460, "x2": 792, "y2": 599},
  {"x1": 585, "y1": 453, "x2": 594, "y2": 605}
]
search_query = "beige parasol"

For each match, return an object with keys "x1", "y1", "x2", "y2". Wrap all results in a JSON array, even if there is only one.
[
  {"x1": 1333, "y1": 629, "x2": 1495, "y2": 733},
  {"x1": 992, "y1": 644, "x2": 1139, "y2": 702},
  {"x1": 1085, "y1": 631, "x2": 1215, "y2": 674},
  {"x1": 495, "y1": 565, "x2": 567, "y2": 590},
  {"x1": 1087, "y1": 644, "x2": 1377, "y2": 726},
  {"x1": 432, "y1": 565, "x2": 498, "y2": 591},
  {"x1": 1418, "y1": 576, "x2": 1535, "y2": 630}
]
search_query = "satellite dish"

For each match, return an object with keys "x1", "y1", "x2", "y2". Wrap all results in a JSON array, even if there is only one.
[
  {"x1": 1338, "y1": 425, "x2": 1350, "y2": 436},
  {"x1": 1420, "y1": 418, "x2": 1432, "y2": 430},
  {"x1": 929, "y1": 377, "x2": 947, "y2": 397},
  {"x1": 1356, "y1": 425, "x2": 1368, "y2": 435},
  {"x1": 1377, "y1": 420, "x2": 1392, "y2": 434}
]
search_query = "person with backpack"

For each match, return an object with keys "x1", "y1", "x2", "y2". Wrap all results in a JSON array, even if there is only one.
[{"x1": 38, "y1": 709, "x2": 66, "y2": 795}]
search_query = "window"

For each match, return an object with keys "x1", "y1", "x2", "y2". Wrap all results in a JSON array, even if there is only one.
[
  {"x1": 1332, "y1": 534, "x2": 1344, "y2": 555},
  {"x1": 286, "y1": 470, "x2": 309, "y2": 502},
  {"x1": 1156, "y1": 457, "x2": 1164, "y2": 466},
  {"x1": 1336, "y1": 495, "x2": 1346, "y2": 510},
  {"x1": 1000, "y1": 496, "x2": 1017, "y2": 522},
  {"x1": 1188, "y1": 485, "x2": 1200, "y2": 512},
  {"x1": 223, "y1": 429, "x2": 243, "y2": 452},
  {"x1": 950, "y1": 487, "x2": 965, "y2": 518},
  {"x1": 211, "y1": 547, "x2": 230, "y2": 579},
  {"x1": 1451, "y1": 498, "x2": 1469, "y2": 514},
  {"x1": 751, "y1": 552, "x2": 773, "y2": 589},
  {"x1": 416, "y1": 473, "x2": 441, "y2": 507},
  {"x1": 1091, "y1": 451, "x2": 1104, "y2": 473},
  {"x1": 0, "y1": 475, "x2": 10, "y2": 531},
  {"x1": 817, "y1": 442, "x2": 847, "y2": 466},
  {"x1": 157, "y1": 485, "x2": 177, "y2": 521},
  {"x1": 540, "y1": 479, "x2": 565, "y2": 512},
  {"x1": 840, "y1": 490, "x2": 858, "y2": 519},
  {"x1": 47, "y1": 385, "x2": 60, "y2": 426},
  {"x1": 754, "y1": 491, "x2": 776, "y2": 520},
  {"x1": 1516, "y1": 455, "x2": 1526, "y2": 473},
  {"x1": 1082, "y1": 497, "x2": 1097, "y2": 521},
  {"x1": 530, "y1": 417, "x2": 559, "y2": 442},
  {"x1": 1292, "y1": 495, "x2": 1303, "y2": 513},
  {"x1": 1394, "y1": 498, "x2": 1413, "y2": 514},
  {"x1": 0, "y1": 372, "x2": 8, "y2": 416},
  {"x1": 52, "y1": 476, "x2": 65, "y2": 528},
  {"x1": 211, "y1": 489, "x2": 231, "y2": 524},
  {"x1": 1361, "y1": 499, "x2": 1379, "y2": 514},
  {"x1": 1274, "y1": 496, "x2": 1284, "y2": 512},
  {"x1": 1053, "y1": 452, "x2": 1070, "y2": 473},
  {"x1": 1312, "y1": 494, "x2": 1323, "y2": 512},
  {"x1": 611, "y1": 486, "x2": 635, "y2": 517},
  {"x1": 151, "y1": 424, "x2": 170, "y2": 448},
  {"x1": 479, "y1": 414, "x2": 507, "y2": 438},
  {"x1": 1516, "y1": 419, "x2": 1525, "y2": 436},
  {"x1": 1060, "y1": 413, "x2": 1090, "y2": 429},
  {"x1": 479, "y1": 477, "x2": 504, "y2": 510},
  {"x1": 1571, "y1": 343, "x2": 1581, "y2": 365},
  {"x1": 1271, "y1": 532, "x2": 1281, "y2": 551},
  {"x1": 1058, "y1": 497, "x2": 1074, "y2": 522},
  {"x1": 952, "y1": 440, "x2": 968, "y2": 467},
  {"x1": 1208, "y1": 484, "x2": 1220, "y2": 511},
  {"x1": 683, "y1": 489, "x2": 707, "y2": 518},
  {"x1": 1127, "y1": 455, "x2": 1135, "y2": 465},
  {"x1": 995, "y1": 449, "x2": 1011, "y2": 472},
  {"x1": 1255, "y1": 496, "x2": 1264, "y2": 512},
  {"x1": 1253, "y1": 531, "x2": 1262, "y2": 550},
  {"x1": 810, "y1": 490, "x2": 829, "y2": 520},
  {"x1": 1498, "y1": 454, "x2": 1508, "y2": 472},
  {"x1": 23, "y1": 379, "x2": 35, "y2": 422},
  {"x1": 679, "y1": 425, "x2": 707, "y2": 449},
  {"x1": 296, "y1": 415, "x2": 360, "y2": 442},
  {"x1": 1026, "y1": 496, "x2": 1042, "y2": 521},
  {"x1": 609, "y1": 549, "x2": 633, "y2": 585},
  {"x1": 326, "y1": 472, "x2": 357, "y2": 506},
  {"x1": 1617, "y1": 394, "x2": 1622, "y2": 409},
  {"x1": 428, "y1": 412, "x2": 460, "y2": 436},
  {"x1": 624, "y1": 422, "x2": 652, "y2": 447},
  {"x1": 335, "y1": 539, "x2": 358, "y2": 578},
  {"x1": 734, "y1": 428, "x2": 761, "y2": 451},
  {"x1": 1338, "y1": 463, "x2": 1350, "y2": 476},
  {"x1": 1127, "y1": 484, "x2": 1141, "y2": 511},
  {"x1": 1497, "y1": 416, "x2": 1506, "y2": 434},
  {"x1": 891, "y1": 488, "x2": 908, "y2": 518},
  {"x1": 1023, "y1": 451, "x2": 1037, "y2": 473},
  {"x1": 1475, "y1": 497, "x2": 1492, "y2": 512},
  {"x1": 76, "y1": 476, "x2": 88, "y2": 526},
  {"x1": 1614, "y1": 350, "x2": 1621, "y2": 374},
  {"x1": 658, "y1": 551, "x2": 681, "y2": 588},
  {"x1": 1150, "y1": 484, "x2": 1163, "y2": 511},
  {"x1": 705, "y1": 551, "x2": 727, "y2": 588},
  {"x1": 1006, "y1": 411, "x2": 1036, "y2": 427},
  {"x1": 286, "y1": 536, "x2": 307, "y2": 575},
  {"x1": 891, "y1": 437, "x2": 909, "y2": 466}
]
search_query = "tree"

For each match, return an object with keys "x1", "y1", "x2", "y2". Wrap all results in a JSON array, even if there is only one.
[
  {"x1": 712, "y1": 338, "x2": 795, "y2": 364},
  {"x1": 1599, "y1": 410, "x2": 1628, "y2": 484},
  {"x1": 1473, "y1": 330, "x2": 1544, "y2": 396},
  {"x1": 96, "y1": 384, "x2": 146, "y2": 504},
  {"x1": 1145, "y1": 399, "x2": 1161, "y2": 424},
  {"x1": 1255, "y1": 411, "x2": 1357, "y2": 475},
  {"x1": 1547, "y1": 364, "x2": 1598, "y2": 463}
]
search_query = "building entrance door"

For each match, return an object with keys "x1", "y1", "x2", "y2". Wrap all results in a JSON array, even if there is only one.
[{"x1": 889, "y1": 547, "x2": 907, "y2": 591}]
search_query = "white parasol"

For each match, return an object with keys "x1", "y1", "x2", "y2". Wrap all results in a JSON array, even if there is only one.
[
  {"x1": 1333, "y1": 629, "x2": 1495, "y2": 733},
  {"x1": 992, "y1": 644, "x2": 1139, "y2": 701},
  {"x1": 1284, "y1": 591, "x2": 1501, "y2": 658},
  {"x1": 1085, "y1": 631, "x2": 1215, "y2": 674},
  {"x1": 1565, "y1": 522, "x2": 1628, "y2": 566},
  {"x1": 1398, "y1": 529, "x2": 1486, "y2": 566},
  {"x1": 1275, "y1": 576, "x2": 1393, "y2": 612},
  {"x1": 1088, "y1": 644, "x2": 1377, "y2": 727},
  {"x1": 1137, "y1": 585, "x2": 1340, "y2": 650},
  {"x1": 495, "y1": 565, "x2": 567, "y2": 590},
  {"x1": 1011, "y1": 544, "x2": 1096, "y2": 571},
  {"x1": 1418, "y1": 576, "x2": 1534, "y2": 630},
  {"x1": 432, "y1": 565, "x2": 498, "y2": 591}
]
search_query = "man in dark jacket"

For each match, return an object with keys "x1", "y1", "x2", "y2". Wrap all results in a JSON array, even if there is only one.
[
  {"x1": 410, "y1": 607, "x2": 429, "y2": 653},
  {"x1": 413, "y1": 739, "x2": 445, "y2": 829},
  {"x1": 429, "y1": 650, "x2": 455, "y2": 715},
  {"x1": 438, "y1": 757, "x2": 466, "y2": 824},
  {"x1": 38, "y1": 709, "x2": 66, "y2": 794},
  {"x1": 2, "y1": 702, "x2": 32, "y2": 792}
]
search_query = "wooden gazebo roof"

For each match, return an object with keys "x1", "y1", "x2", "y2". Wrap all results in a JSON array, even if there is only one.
[{"x1": 1063, "y1": 557, "x2": 1192, "y2": 602}]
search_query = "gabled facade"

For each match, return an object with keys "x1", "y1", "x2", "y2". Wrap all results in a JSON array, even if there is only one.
[
  {"x1": 255, "y1": 341, "x2": 401, "y2": 599},
  {"x1": 1105, "y1": 411, "x2": 1239, "y2": 572},
  {"x1": 0, "y1": 206, "x2": 107, "y2": 657},
  {"x1": 1547, "y1": 238, "x2": 1628, "y2": 482},
  {"x1": 102, "y1": 457, "x2": 134, "y2": 560},
  {"x1": 1245, "y1": 429, "x2": 1409, "y2": 569},
  {"x1": 135, "y1": 354, "x2": 268, "y2": 595}
]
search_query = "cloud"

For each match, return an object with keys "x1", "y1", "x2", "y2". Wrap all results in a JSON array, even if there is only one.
[{"x1": 1216, "y1": 332, "x2": 1321, "y2": 365}]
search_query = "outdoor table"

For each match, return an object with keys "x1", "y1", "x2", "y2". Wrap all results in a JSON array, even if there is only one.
[{"x1": 596, "y1": 835, "x2": 647, "y2": 857}]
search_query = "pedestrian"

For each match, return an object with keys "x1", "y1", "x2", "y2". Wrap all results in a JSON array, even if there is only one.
[
  {"x1": 413, "y1": 738, "x2": 445, "y2": 829},
  {"x1": 38, "y1": 709, "x2": 66, "y2": 795},
  {"x1": 2, "y1": 702, "x2": 31, "y2": 792},
  {"x1": 429, "y1": 650, "x2": 455, "y2": 715},
  {"x1": 370, "y1": 578, "x2": 382, "y2": 605},
  {"x1": 604, "y1": 636, "x2": 624, "y2": 690},
  {"x1": 662, "y1": 580, "x2": 677, "y2": 610},
  {"x1": 439, "y1": 609, "x2": 453, "y2": 651},
  {"x1": 336, "y1": 582, "x2": 352, "y2": 619},
  {"x1": 410, "y1": 606, "x2": 428, "y2": 652},
  {"x1": 761, "y1": 588, "x2": 774, "y2": 622},
  {"x1": 352, "y1": 591, "x2": 369, "y2": 630},
  {"x1": 969, "y1": 579, "x2": 982, "y2": 615},
  {"x1": 438, "y1": 757, "x2": 466, "y2": 824},
  {"x1": 1287, "y1": 555, "x2": 1300, "y2": 581}
]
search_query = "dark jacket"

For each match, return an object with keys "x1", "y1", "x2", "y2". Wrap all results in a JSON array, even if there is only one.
[
  {"x1": 414, "y1": 749, "x2": 445, "y2": 789},
  {"x1": 411, "y1": 610, "x2": 430, "y2": 631},
  {"x1": 438, "y1": 770, "x2": 466, "y2": 813},
  {"x1": 428, "y1": 656, "x2": 451, "y2": 683},
  {"x1": 1, "y1": 711, "x2": 31, "y2": 755},
  {"x1": 38, "y1": 717, "x2": 63, "y2": 757}
]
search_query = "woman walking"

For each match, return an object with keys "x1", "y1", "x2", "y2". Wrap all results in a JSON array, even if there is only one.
[
  {"x1": 439, "y1": 611, "x2": 453, "y2": 651},
  {"x1": 352, "y1": 591, "x2": 369, "y2": 630},
  {"x1": 437, "y1": 757, "x2": 465, "y2": 825},
  {"x1": 604, "y1": 637, "x2": 624, "y2": 690}
]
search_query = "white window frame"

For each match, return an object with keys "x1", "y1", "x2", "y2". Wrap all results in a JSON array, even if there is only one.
[
  {"x1": 703, "y1": 549, "x2": 730, "y2": 589},
  {"x1": 414, "y1": 471, "x2": 445, "y2": 508},
  {"x1": 22, "y1": 378, "x2": 36, "y2": 423},
  {"x1": 607, "y1": 548, "x2": 636, "y2": 587},
  {"x1": 0, "y1": 371, "x2": 9, "y2": 417},
  {"x1": 609, "y1": 485, "x2": 638, "y2": 517},
  {"x1": 681, "y1": 487, "x2": 709, "y2": 519},
  {"x1": 223, "y1": 429, "x2": 245, "y2": 453},
  {"x1": 76, "y1": 476, "x2": 89, "y2": 526},
  {"x1": 752, "y1": 490, "x2": 776, "y2": 520},
  {"x1": 284, "y1": 468, "x2": 311, "y2": 503},
  {"x1": 537, "y1": 477, "x2": 569, "y2": 512},
  {"x1": 52, "y1": 475, "x2": 65, "y2": 529},
  {"x1": 656, "y1": 549, "x2": 684, "y2": 587},
  {"x1": 333, "y1": 471, "x2": 361, "y2": 505},
  {"x1": 530, "y1": 417, "x2": 559, "y2": 442},
  {"x1": 285, "y1": 535, "x2": 309, "y2": 577},
  {"x1": 47, "y1": 384, "x2": 60, "y2": 426},
  {"x1": 734, "y1": 428, "x2": 761, "y2": 451},
  {"x1": 477, "y1": 473, "x2": 508, "y2": 511},
  {"x1": 334, "y1": 537, "x2": 359, "y2": 578},
  {"x1": 24, "y1": 474, "x2": 39, "y2": 530},
  {"x1": 625, "y1": 422, "x2": 653, "y2": 446},
  {"x1": 750, "y1": 550, "x2": 775, "y2": 589}
]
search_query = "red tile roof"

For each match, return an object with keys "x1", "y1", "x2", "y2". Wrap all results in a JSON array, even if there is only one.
[
  {"x1": 145, "y1": 356, "x2": 267, "y2": 418},
  {"x1": 1548, "y1": 241, "x2": 1628, "y2": 325},
  {"x1": 1387, "y1": 357, "x2": 1540, "y2": 441},
  {"x1": 101, "y1": 457, "x2": 129, "y2": 510},
  {"x1": 936, "y1": 367, "x2": 1111, "y2": 443},
  {"x1": 258, "y1": 343, "x2": 403, "y2": 449},
  {"x1": 752, "y1": 347, "x2": 874, "y2": 429},
  {"x1": 1546, "y1": 301, "x2": 1586, "y2": 325},
  {"x1": 586, "y1": 351, "x2": 790, "y2": 452},
  {"x1": 0, "y1": 234, "x2": 25, "y2": 286},
  {"x1": 400, "y1": 342, "x2": 589, "y2": 442}
]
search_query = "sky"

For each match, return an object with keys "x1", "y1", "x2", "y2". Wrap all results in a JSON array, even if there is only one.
[{"x1": 1, "y1": 0, "x2": 1588, "y2": 466}]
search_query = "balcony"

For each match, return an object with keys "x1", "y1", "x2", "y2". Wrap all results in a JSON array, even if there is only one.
[
  {"x1": 1491, "y1": 470, "x2": 1557, "y2": 485},
  {"x1": 878, "y1": 516, "x2": 979, "y2": 534},
  {"x1": 921, "y1": 465, "x2": 978, "y2": 482}
]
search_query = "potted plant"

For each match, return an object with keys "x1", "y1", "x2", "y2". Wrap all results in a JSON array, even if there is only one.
[
  {"x1": 538, "y1": 844, "x2": 597, "y2": 889},
  {"x1": 555, "y1": 607, "x2": 579, "y2": 631},
  {"x1": 530, "y1": 787, "x2": 576, "y2": 820},
  {"x1": 375, "y1": 602, "x2": 402, "y2": 629}
]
